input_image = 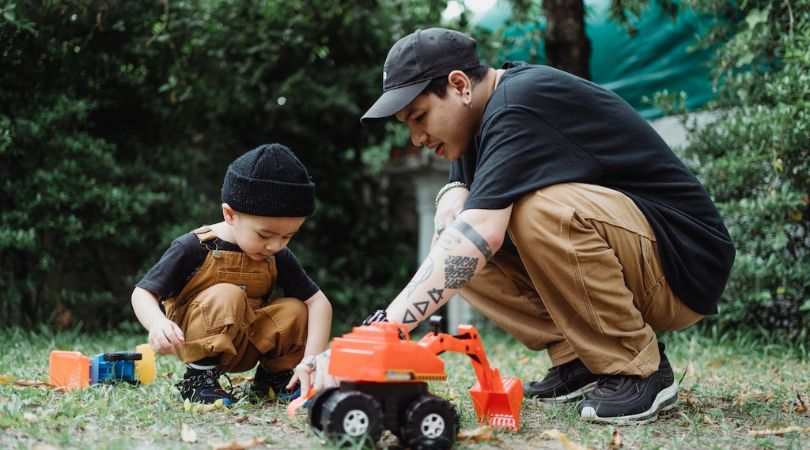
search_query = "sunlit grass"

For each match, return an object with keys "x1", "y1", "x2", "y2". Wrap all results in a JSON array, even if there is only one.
[{"x1": 1, "y1": 324, "x2": 808, "y2": 449}]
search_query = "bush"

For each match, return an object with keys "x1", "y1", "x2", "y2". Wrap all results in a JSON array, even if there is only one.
[
  {"x1": 682, "y1": 1, "x2": 809, "y2": 338},
  {"x1": 0, "y1": 0, "x2": 445, "y2": 329}
]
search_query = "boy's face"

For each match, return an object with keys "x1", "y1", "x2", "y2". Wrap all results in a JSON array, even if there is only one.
[
  {"x1": 222, "y1": 204, "x2": 305, "y2": 260},
  {"x1": 395, "y1": 71, "x2": 479, "y2": 161}
]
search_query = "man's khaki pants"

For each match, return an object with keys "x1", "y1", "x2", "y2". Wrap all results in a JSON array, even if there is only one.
[{"x1": 461, "y1": 183, "x2": 703, "y2": 377}]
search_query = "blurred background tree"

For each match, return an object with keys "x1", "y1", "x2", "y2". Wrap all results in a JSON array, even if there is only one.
[
  {"x1": 0, "y1": 0, "x2": 445, "y2": 330},
  {"x1": 1, "y1": 0, "x2": 807, "y2": 340}
]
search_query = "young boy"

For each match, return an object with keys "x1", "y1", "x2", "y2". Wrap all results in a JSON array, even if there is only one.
[{"x1": 132, "y1": 143, "x2": 332, "y2": 406}]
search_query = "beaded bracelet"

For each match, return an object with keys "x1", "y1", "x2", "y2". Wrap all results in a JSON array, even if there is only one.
[{"x1": 434, "y1": 181, "x2": 468, "y2": 207}]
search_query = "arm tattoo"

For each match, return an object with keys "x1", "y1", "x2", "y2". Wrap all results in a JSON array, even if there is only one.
[
  {"x1": 405, "y1": 257, "x2": 433, "y2": 299},
  {"x1": 437, "y1": 231, "x2": 462, "y2": 251},
  {"x1": 427, "y1": 288, "x2": 444, "y2": 304},
  {"x1": 444, "y1": 255, "x2": 478, "y2": 289},
  {"x1": 402, "y1": 308, "x2": 418, "y2": 324},
  {"x1": 450, "y1": 220, "x2": 493, "y2": 261}
]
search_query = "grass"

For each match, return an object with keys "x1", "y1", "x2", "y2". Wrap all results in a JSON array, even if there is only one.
[{"x1": 0, "y1": 324, "x2": 808, "y2": 449}]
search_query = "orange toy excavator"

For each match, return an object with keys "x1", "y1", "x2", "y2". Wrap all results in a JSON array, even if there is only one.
[{"x1": 288, "y1": 316, "x2": 523, "y2": 449}]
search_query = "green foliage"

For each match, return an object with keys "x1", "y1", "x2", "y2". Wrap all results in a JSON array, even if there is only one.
[
  {"x1": 681, "y1": 0, "x2": 809, "y2": 337},
  {"x1": 0, "y1": 1, "x2": 445, "y2": 329}
]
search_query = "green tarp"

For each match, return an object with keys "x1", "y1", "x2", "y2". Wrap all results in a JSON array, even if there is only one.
[{"x1": 475, "y1": 1, "x2": 717, "y2": 118}]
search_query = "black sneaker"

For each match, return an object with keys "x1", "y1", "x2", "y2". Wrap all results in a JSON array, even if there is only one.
[
  {"x1": 578, "y1": 343, "x2": 677, "y2": 423},
  {"x1": 250, "y1": 366, "x2": 299, "y2": 401},
  {"x1": 175, "y1": 368, "x2": 237, "y2": 407},
  {"x1": 524, "y1": 358, "x2": 598, "y2": 403}
]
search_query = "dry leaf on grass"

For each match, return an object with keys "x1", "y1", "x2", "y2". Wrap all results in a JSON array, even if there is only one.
[
  {"x1": 228, "y1": 375, "x2": 251, "y2": 384},
  {"x1": 457, "y1": 425, "x2": 497, "y2": 442},
  {"x1": 794, "y1": 392, "x2": 808, "y2": 414},
  {"x1": 181, "y1": 424, "x2": 197, "y2": 443},
  {"x1": 209, "y1": 436, "x2": 267, "y2": 450},
  {"x1": 748, "y1": 426, "x2": 810, "y2": 437},
  {"x1": 734, "y1": 390, "x2": 774, "y2": 404},
  {"x1": 0, "y1": 374, "x2": 14, "y2": 385},
  {"x1": 15, "y1": 379, "x2": 48, "y2": 387},
  {"x1": 32, "y1": 444, "x2": 61, "y2": 450},
  {"x1": 541, "y1": 429, "x2": 590, "y2": 450},
  {"x1": 608, "y1": 428, "x2": 622, "y2": 449}
]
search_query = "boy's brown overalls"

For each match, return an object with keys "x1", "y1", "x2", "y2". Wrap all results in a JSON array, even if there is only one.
[{"x1": 163, "y1": 226, "x2": 307, "y2": 373}]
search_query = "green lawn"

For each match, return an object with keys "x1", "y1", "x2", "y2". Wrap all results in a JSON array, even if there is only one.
[{"x1": 1, "y1": 325, "x2": 808, "y2": 449}]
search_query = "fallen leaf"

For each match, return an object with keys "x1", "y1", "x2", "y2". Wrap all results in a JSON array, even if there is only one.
[
  {"x1": 181, "y1": 424, "x2": 197, "y2": 443},
  {"x1": 32, "y1": 444, "x2": 61, "y2": 450},
  {"x1": 0, "y1": 375, "x2": 13, "y2": 385},
  {"x1": 703, "y1": 414, "x2": 717, "y2": 426},
  {"x1": 15, "y1": 379, "x2": 47, "y2": 387},
  {"x1": 233, "y1": 416, "x2": 248, "y2": 424},
  {"x1": 209, "y1": 436, "x2": 267, "y2": 450},
  {"x1": 183, "y1": 398, "x2": 226, "y2": 412},
  {"x1": 734, "y1": 390, "x2": 773, "y2": 404},
  {"x1": 794, "y1": 392, "x2": 808, "y2": 414},
  {"x1": 229, "y1": 375, "x2": 251, "y2": 383},
  {"x1": 748, "y1": 426, "x2": 810, "y2": 437},
  {"x1": 457, "y1": 425, "x2": 496, "y2": 442},
  {"x1": 609, "y1": 428, "x2": 622, "y2": 449},
  {"x1": 541, "y1": 429, "x2": 590, "y2": 450}
]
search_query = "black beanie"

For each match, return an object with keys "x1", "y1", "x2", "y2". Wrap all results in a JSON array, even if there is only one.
[{"x1": 221, "y1": 143, "x2": 315, "y2": 217}]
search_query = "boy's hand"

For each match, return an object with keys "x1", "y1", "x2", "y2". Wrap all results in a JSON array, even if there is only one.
[
  {"x1": 311, "y1": 350, "x2": 337, "y2": 392},
  {"x1": 147, "y1": 317, "x2": 185, "y2": 355},
  {"x1": 287, "y1": 355, "x2": 316, "y2": 397}
]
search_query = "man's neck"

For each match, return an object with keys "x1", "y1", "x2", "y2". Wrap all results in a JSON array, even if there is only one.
[{"x1": 473, "y1": 67, "x2": 504, "y2": 135}]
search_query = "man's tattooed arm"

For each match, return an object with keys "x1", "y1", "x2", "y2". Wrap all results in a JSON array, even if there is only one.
[
  {"x1": 387, "y1": 208, "x2": 512, "y2": 329},
  {"x1": 450, "y1": 220, "x2": 493, "y2": 261}
]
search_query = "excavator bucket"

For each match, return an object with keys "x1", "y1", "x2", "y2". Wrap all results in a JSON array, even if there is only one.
[{"x1": 468, "y1": 371, "x2": 524, "y2": 431}]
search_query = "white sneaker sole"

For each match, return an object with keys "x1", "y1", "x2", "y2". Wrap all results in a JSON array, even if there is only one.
[{"x1": 580, "y1": 380, "x2": 678, "y2": 424}]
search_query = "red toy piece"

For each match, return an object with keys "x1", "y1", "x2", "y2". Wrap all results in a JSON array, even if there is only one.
[{"x1": 289, "y1": 316, "x2": 523, "y2": 449}]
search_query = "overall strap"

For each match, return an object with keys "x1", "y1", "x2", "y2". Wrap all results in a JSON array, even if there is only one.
[{"x1": 191, "y1": 225, "x2": 218, "y2": 245}]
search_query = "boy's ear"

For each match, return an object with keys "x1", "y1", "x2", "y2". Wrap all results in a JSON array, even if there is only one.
[{"x1": 222, "y1": 203, "x2": 237, "y2": 224}]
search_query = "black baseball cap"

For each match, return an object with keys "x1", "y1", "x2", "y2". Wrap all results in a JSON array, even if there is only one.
[{"x1": 360, "y1": 28, "x2": 480, "y2": 126}]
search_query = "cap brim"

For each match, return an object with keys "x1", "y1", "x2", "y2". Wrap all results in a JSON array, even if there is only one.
[{"x1": 360, "y1": 80, "x2": 430, "y2": 126}]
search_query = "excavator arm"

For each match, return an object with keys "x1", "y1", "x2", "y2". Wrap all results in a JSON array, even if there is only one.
[{"x1": 417, "y1": 317, "x2": 523, "y2": 430}]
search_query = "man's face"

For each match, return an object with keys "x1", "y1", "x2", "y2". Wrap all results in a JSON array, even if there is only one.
[{"x1": 395, "y1": 85, "x2": 477, "y2": 161}]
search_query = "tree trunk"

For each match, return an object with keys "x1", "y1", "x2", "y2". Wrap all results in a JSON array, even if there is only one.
[{"x1": 542, "y1": 0, "x2": 591, "y2": 80}]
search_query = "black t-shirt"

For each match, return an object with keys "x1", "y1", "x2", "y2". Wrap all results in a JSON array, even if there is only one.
[
  {"x1": 450, "y1": 62, "x2": 735, "y2": 315},
  {"x1": 136, "y1": 232, "x2": 319, "y2": 301}
]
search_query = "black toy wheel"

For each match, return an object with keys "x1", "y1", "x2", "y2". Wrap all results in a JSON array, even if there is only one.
[
  {"x1": 308, "y1": 387, "x2": 339, "y2": 431},
  {"x1": 400, "y1": 395, "x2": 459, "y2": 450},
  {"x1": 103, "y1": 352, "x2": 142, "y2": 361},
  {"x1": 320, "y1": 390, "x2": 383, "y2": 448}
]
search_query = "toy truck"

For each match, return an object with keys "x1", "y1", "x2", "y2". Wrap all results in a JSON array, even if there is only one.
[
  {"x1": 49, "y1": 343, "x2": 156, "y2": 390},
  {"x1": 289, "y1": 317, "x2": 523, "y2": 449}
]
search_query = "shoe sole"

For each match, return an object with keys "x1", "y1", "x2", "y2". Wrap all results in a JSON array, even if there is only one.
[
  {"x1": 579, "y1": 380, "x2": 678, "y2": 424},
  {"x1": 535, "y1": 381, "x2": 598, "y2": 404}
]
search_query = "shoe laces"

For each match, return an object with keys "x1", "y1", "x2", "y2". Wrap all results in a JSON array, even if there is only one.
[
  {"x1": 176, "y1": 368, "x2": 234, "y2": 395},
  {"x1": 596, "y1": 375, "x2": 638, "y2": 394}
]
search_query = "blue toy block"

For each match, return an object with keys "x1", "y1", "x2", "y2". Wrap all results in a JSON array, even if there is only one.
[{"x1": 90, "y1": 353, "x2": 139, "y2": 384}]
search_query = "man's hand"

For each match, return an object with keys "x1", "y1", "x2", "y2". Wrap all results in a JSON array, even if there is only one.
[
  {"x1": 432, "y1": 186, "x2": 469, "y2": 248},
  {"x1": 147, "y1": 317, "x2": 184, "y2": 355}
]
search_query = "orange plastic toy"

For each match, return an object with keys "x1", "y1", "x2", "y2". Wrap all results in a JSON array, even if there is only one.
[
  {"x1": 49, "y1": 351, "x2": 90, "y2": 390},
  {"x1": 289, "y1": 316, "x2": 523, "y2": 449}
]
